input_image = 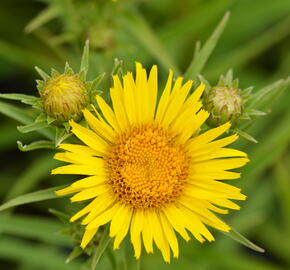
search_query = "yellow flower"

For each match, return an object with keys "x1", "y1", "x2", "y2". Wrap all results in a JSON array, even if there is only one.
[{"x1": 52, "y1": 63, "x2": 249, "y2": 262}]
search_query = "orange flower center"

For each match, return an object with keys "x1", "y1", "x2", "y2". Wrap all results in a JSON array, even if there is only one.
[{"x1": 105, "y1": 124, "x2": 190, "y2": 209}]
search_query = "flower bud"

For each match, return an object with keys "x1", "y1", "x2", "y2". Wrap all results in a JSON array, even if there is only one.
[
  {"x1": 204, "y1": 85, "x2": 243, "y2": 127},
  {"x1": 40, "y1": 74, "x2": 89, "y2": 123}
]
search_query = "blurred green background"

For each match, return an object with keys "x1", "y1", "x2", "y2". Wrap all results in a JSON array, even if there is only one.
[{"x1": 0, "y1": 0, "x2": 289, "y2": 269}]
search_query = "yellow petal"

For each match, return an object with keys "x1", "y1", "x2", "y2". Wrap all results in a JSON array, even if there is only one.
[
  {"x1": 147, "y1": 65, "x2": 158, "y2": 120},
  {"x1": 70, "y1": 176, "x2": 105, "y2": 189},
  {"x1": 110, "y1": 77, "x2": 129, "y2": 131},
  {"x1": 70, "y1": 120, "x2": 108, "y2": 154},
  {"x1": 191, "y1": 158, "x2": 250, "y2": 173},
  {"x1": 159, "y1": 212, "x2": 179, "y2": 258},
  {"x1": 81, "y1": 228, "x2": 98, "y2": 248},
  {"x1": 179, "y1": 205, "x2": 215, "y2": 242},
  {"x1": 161, "y1": 79, "x2": 192, "y2": 128},
  {"x1": 163, "y1": 205, "x2": 190, "y2": 241},
  {"x1": 86, "y1": 203, "x2": 120, "y2": 230},
  {"x1": 142, "y1": 210, "x2": 154, "y2": 253},
  {"x1": 148, "y1": 211, "x2": 171, "y2": 263},
  {"x1": 130, "y1": 210, "x2": 143, "y2": 258},
  {"x1": 59, "y1": 143, "x2": 98, "y2": 156},
  {"x1": 191, "y1": 148, "x2": 247, "y2": 162},
  {"x1": 83, "y1": 109, "x2": 115, "y2": 142},
  {"x1": 113, "y1": 207, "x2": 133, "y2": 249},
  {"x1": 96, "y1": 96, "x2": 121, "y2": 133},
  {"x1": 51, "y1": 164, "x2": 101, "y2": 176},
  {"x1": 70, "y1": 197, "x2": 102, "y2": 222},
  {"x1": 155, "y1": 70, "x2": 173, "y2": 123},
  {"x1": 70, "y1": 184, "x2": 110, "y2": 202},
  {"x1": 81, "y1": 193, "x2": 115, "y2": 224}
]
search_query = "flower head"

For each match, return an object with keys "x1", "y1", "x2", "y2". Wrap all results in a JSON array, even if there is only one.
[
  {"x1": 52, "y1": 63, "x2": 249, "y2": 262},
  {"x1": 41, "y1": 74, "x2": 89, "y2": 123}
]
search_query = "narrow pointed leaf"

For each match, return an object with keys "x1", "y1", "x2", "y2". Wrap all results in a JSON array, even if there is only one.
[
  {"x1": 17, "y1": 140, "x2": 55, "y2": 152},
  {"x1": 0, "y1": 186, "x2": 65, "y2": 212},
  {"x1": 184, "y1": 11, "x2": 230, "y2": 80},
  {"x1": 25, "y1": 5, "x2": 60, "y2": 33},
  {"x1": 222, "y1": 227, "x2": 265, "y2": 253},
  {"x1": 0, "y1": 100, "x2": 54, "y2": 139},
  {"x1": 248, "y1": 77, "x2": 290, "y2": 110},
  {"x1": 0, "y1": 93, "x2": 39, "y2": 105},
  {"x1": 18, "y1": 121, "x2": 49, "y2": 133},
  {"x1": 0, "y1": 100, "x2": 34, "y2": 124},
  {"x1": 91, "y1": 225, "x2": 111, "y2": 270},
  {"x1": 80, "y1": 40, "x2": 90, "y2": 79}
]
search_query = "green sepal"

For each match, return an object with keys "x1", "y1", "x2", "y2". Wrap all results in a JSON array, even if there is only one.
[
  {"x1": 17, "y1": 121, "x2": 49, "y2": 133},
  {"x1": 64, "y1": 62, "x2": 74, "y2": 75},
  {"x1": 234, "y1": 128, "x2": 258, "y2": 143},
  {"x1": 222, "y1": 226, "x2": 265, "y2": 253},
  {"x1": 88, "y1": 73, "x2": 106, "y2": 91},
  {"x1": 17, "y1": 140, "x2": 55, "y2": 152},
  {"x1": 47, "y1": 115, "x2": 56, "y2": 124},
  {"x1": 35, "y1": 66, "x2": 50, "y2": 80},
  {"x1": 51, "y1": 68, "x2": 60, "y2": 77},
  {"x1": 32, "y1": 100, "x2": 43, "y2": 110},
  {"x1": 111, "y1": 58, "x2": 124, "y2": 77},
  {"x1": 66, "y1": 247, "x2": 83, "y2": 264},
  {"x1": 55, "y1": 127, "x2": 72, "y2": 146},
  {"x1": 48, "y1": 208, "x2": 70, "y2": 224},
  {"x1": 35, "y1": 113, "x2": 47, "y2": 122},
  {"x1": 63, "y1": 122, "x2": 71, "y2": 133}
]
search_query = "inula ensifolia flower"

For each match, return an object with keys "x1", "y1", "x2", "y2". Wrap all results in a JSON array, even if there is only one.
[
  {"x1": 41, "y1": 74, "x2": 89, "y2": 123},
  {"x1": 52, "y1": 63, "x2": 249, "y2": 262}
]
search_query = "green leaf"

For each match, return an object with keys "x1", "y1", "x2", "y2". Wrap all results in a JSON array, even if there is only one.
[
  {"x1": 0, "y1": 236, "x2": 79, "y2": 270},
  {"x1": 0, "y1": 186, "x2": 64, "y2": 212},
  {"x1": 0, "y1": 100, "x2": 34, "y2": 124},
  {"x1": 17, "y1": 140, "x2": 55, "y2": 152},
  {"x1": 25, "y1": 5, "x2": 60, "y2": 33},
  {"x1": 0, "y1": 214, "x2": 71, "y2": 246},
  {"x1": 79, "y1": 40, "x2": 90, "y2": 80},
  {"x1": 18, "y1": 121, "x2": 49, "y2": 133},
  {"x1": 0, "y1": 93, "x2": 39, "y2": 105},
  {"x1": 184, "y1": 11, "x2": 230, "y2": 80},
  {"x1": 247, "y1": 77, "x2": 290, "y2": 110},
  {"x1": 121, "y1": 9, "x2": 180, "y2": 75},
  {"x1": 91, "y1": 225, "x2": 111, "y2": 270},
  {"x1": 222, "y1": 227, "x2": 265, "y2": 253}
]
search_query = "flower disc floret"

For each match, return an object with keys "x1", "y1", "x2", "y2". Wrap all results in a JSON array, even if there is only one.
[{"x1": 105, "y1": 124, "x2": 190, "y2": 209}]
